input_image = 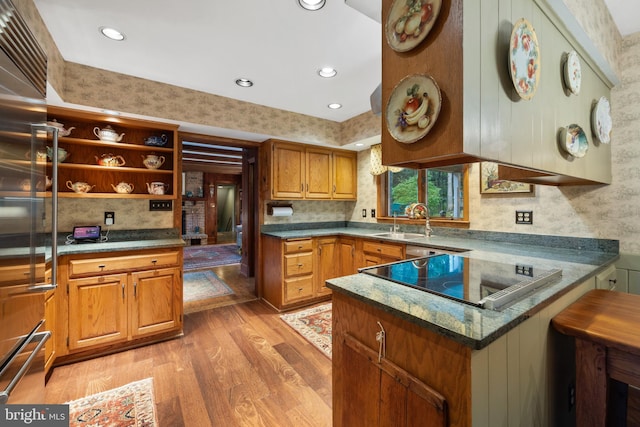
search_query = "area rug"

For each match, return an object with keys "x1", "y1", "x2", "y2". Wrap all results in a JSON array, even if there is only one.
[
  {"x1": 280, "y1": 303, "x2": 332, "y2": 359},
  {"x1": 183, "y1": 243, "x2": 241, "y2": 271},
  {"x1": 66, "y1": 377, "x2": 157, "y2": 427},
  {"x1": 183, "y1": 270, "x2": 234, "y2": 303}
]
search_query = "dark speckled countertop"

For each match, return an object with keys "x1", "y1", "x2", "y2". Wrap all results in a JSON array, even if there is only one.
[
  {"x1": 56, "y1": 228, "x2": 185, "y2": 256},
  {"x1": 262, "y1": 222, "x2": 619, "y2": 349}
]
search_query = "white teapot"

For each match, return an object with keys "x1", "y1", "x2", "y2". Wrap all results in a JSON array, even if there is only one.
[
  {"x1": 46, "y1": 119, "x2": 75, "y2": 137},
  {"x1": 111, "y1": 182, "x2": 134, "y2": 194},
  {"x1": 146, "y1": 182, "x2": 168, "y2": 195},
  {"x1": 93, "y1": 125, "x2": 125, "y2": 142},
  {"x1": 66, "y1": 181, "x2": 94, "y2": 193},
  {"x1": 142, "y1": 154, "x2": 165, "y2": 170}
]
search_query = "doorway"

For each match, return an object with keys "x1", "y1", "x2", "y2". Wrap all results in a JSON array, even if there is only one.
[{"x1": 215, "y1": 184, "x2": 236, "y2": 244}]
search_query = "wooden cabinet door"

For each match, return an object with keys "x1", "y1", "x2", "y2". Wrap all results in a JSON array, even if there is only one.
[
  {"x1": 338, "y1": 238, "x2": 357, "y2": 276},
  {"x1": 340, "y1": 334, "x2": 448, "y2": 427},
  {"x1": 316, "y1": 237, "x2": 338, "y2": 296},
  {"x1": 130, "y1": 267, "x2": 181, "y2": 338},
  {"x1": 272, "y1": 142, "x2": 305, "y2": 199},
  {"x1": 332, "y1": 150, "x2": 357, "y2": 200},
  {"x1": 306, "y1": 147, "x2": 332, "y2": 199},
  {"x1": 44, "y1": 290, "x2": 56, "y2": 373},
  {"x1": 68, "y1": 273, "x2": 128, "y2": 350}
]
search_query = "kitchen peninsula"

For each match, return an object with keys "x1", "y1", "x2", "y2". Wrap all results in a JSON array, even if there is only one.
[{"x1": 262, "y1": 224, "x2": 618, "y2": 426}]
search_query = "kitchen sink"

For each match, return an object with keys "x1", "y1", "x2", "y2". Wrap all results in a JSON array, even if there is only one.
[{"x1": 371, "y1": 232, "x2": 427, "y2": 239}]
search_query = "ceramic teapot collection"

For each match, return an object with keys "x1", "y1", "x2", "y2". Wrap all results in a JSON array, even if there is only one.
[
  {"x1": 95, "y1": 153, "x2": 126, "y2": 167},
  {"x1": 111, "y1": 182, "x2": 134, "y2": 194},
  {"x1": 146, "y1": 182, "x2": 168, "y2": 195},
  {"x1": 66, "y1": 181, "x2": 94, "y2": 193},
  {"x1": 142, "y1": 154, "x2": 165, "y2": 169},
  {"x1": 93, "y1": 125, "x2": 125, "y2": 142}
]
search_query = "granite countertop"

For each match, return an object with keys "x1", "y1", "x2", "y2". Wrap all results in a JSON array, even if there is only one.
[
  {"x1": 262, "y1": 223, "x2": 619, "y2": 349},
  {"x1": 56, "y1": 228, "x2": 185, "y2": 256}
]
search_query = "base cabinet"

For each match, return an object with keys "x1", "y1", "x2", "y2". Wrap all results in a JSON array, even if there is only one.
[{"x1": 57, "y1": 248, "x2": 183, "y2": 363}]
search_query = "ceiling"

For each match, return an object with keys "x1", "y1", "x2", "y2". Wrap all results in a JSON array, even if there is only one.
[
  {"x1": 32, "y1": 0, "x2": 636, "y2": 148},
  {"x1": 33, "y1": 0, "x2": 381, "y2": 126}
]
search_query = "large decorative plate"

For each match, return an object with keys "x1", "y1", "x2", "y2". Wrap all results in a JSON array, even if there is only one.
[
  {"x1": 591, "y1": 96, "x2": 612, "y2": 144},
  {"x1": 385, "y1": 0, "x2": 442, "y2": 53},
  {"x1": 385, "y1": 74, "x2": 442, "y2": 144},
  {"x1": 509, "y1": 18, "x2": 541, "y2": 100},
  {"x1": 560, "y1": 124, "x2": 589, "y2": 158},
  {"x1": 563, "y1": 50, "x2": 581, "y2": 95}
]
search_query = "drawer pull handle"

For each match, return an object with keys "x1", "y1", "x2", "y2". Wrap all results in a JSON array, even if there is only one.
[
  {"x1": 298, "y1": 287, "x2": 303, "y2": 292},
  {"x1": 122, "y1": 283, "x2": 125, "y2": 300},
  {"x1": 298, "y1": 263, "x2": 303, "y2": 267},
  {"x1": 151, "y1": 259, "x2": 158, "y2": 264},
  {"x1": 134, "y1": 282, "x2": 137, "y2": 297},
  {"x1": 98, "y1": 264, "x2": 106, "y2": 270}
]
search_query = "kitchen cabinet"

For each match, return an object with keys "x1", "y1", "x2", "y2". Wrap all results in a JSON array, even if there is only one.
[
  {"x1": 315, "y1": 237, "x2": 338, "y2": 297},
  {"x1": 56, "y1": 248, "x2": 183, "y2": 362},
  {"x1": 340, "y1": 333, "x2": 447, "y2": 427},
  {"x1": 380, "y1": 0, "x2": 612, "y2": 185},
  {"x1": 46, "y1": 106, "x2": 180, "y2": 199},
  {"x1": 338, "y1": 237, "x2": 358, "y2": 276},
  {"x1": 360, "y1": 239, "x2": 405, "y2": 267},
  {"x1": 262, "y1": 236, "x2": 332, "y2": 310},
  {"x1": 261, "y1": 139, "x2": 357, "y2": 201}
]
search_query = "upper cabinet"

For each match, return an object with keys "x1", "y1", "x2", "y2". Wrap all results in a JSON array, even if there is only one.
[
  {"x1": 46, "y1": 106, "x2": 180, "y2": 198},
  {"x1": 381, "y1": 0, "x2": 613, "y2": 185},
  {"x1": 262, "y1": 139, "x2": 357, "y2": 201}
]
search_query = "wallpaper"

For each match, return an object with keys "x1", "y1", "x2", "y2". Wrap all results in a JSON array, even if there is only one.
[{"x1": 24, "y1": 0, "x2": 640, "y2": 255}]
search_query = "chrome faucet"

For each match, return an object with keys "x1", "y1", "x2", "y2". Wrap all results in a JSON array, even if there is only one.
[{"x1": 410, "y1": 203, "x2": 432, "y2": 237}]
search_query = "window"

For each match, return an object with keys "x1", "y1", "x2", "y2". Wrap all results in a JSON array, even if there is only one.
[{"x1": 378, "y1": 165, "x2": 469, "y2": 226}]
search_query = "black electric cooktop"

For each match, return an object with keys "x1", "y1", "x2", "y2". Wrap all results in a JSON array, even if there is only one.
[{"x1": 360, "y1": 254, "x2": 562, "y2": 310}]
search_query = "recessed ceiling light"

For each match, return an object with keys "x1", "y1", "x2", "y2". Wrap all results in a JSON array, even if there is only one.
[
  {"x1": 328, "y1": 103, "x2": 342, "y2": 109},
  {"x1": 235, "y1": 78, "x2": 253, "y2": 87},
  {"x1": 318, "y1": 67, "x2": 337, "y2": 78},
  {"x1": 355, "y1": 143, "x2": 364, "y2": 147},
  {"x1": 99, "y1": 26, "x2": 125, "y2": 41},
  {"x1": 298, "y1": 0, "x2": 326, "y2": 11}
]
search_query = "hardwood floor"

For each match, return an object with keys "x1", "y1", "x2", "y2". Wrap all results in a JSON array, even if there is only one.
[
  {"x1": 45, "y1": 299, "x2": 333, "y2": 426},
  {"x1": 184, "y1": 263, "x2": 258, "y2": 314}
]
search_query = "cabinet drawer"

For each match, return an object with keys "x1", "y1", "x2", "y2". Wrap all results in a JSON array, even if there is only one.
[
  {"x1": 284, "y1": 253, "x2": 313, "y2": 277},
  {"x1": 362, "y1": 241, "x2": 404, "y2": 260},
  {"x1": 284, "y1": 276, "x2": 314, "y2": 302},
  {"x1": 284, "y1": 239, "x2": 313, "y2": 254},
  {"x1": 69, "y1": 251, "x2": 180, "y2": 277}
]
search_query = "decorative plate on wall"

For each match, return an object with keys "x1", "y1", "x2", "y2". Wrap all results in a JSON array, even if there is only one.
[
  {"x1": 385, "y1": 74, "x2": 442, "y2": 144},
  {"x1": 560, "y1": 124, "x2": 589, "y2": 158},
  {"x1": 591, "y1": 96, "x2": 612, "y2": 144},
  {"x1": 563, "y1": 50, "x2": 581, "y2": 95},
  {"x1": 509, "y1": 18, "x2": 541, "y2": 100},
  {"x1": 385, "y1": 0, "x2": 442, "y2": 52}
]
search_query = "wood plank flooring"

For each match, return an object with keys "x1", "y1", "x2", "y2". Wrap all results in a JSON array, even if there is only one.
[{"x1": 45, "y1": 299, "x2": 333, "y2": 426}]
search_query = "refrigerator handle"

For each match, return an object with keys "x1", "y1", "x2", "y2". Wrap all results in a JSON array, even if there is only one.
[{"x1": 33, "y1": 124, "x2": 59, "y2": 290}]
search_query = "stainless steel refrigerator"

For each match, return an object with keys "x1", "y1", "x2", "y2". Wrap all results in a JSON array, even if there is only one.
[{"x1": 0, "y1": 0, "x2": 56, "y2": 404}]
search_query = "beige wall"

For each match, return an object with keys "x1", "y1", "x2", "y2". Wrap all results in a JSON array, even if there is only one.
[{"x1": 24, "y1": 0, "x2": 640, "y2": 257}]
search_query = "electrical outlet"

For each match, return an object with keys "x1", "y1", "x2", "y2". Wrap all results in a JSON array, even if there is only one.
[
  {"x1": 568, "y1": 384, "x2": 575, "y2": 410},
  {"x1": 104, "y1": 211, "x2": 114, "y2": 225},
  {"x1": 362, "y1": 209, "x2": 367, "y2": 218},
  {"x1": 515, "y1": 210, "x2": 533, "y2": 224},
  {"x1": 149, "y1": 200, "x2": 172, "y2": 211},
  {"x1": 371, "y1": 209, "x2": 376, "y2": 217}
]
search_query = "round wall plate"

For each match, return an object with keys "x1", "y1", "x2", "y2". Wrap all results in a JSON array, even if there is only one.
[
  {"x1": 591, "y1": 96, "x2": 612, "y2": 144},
  {"x1": 564, "y1": 50, "x2": 582, "y2": 95},
  {"x1": 509, "y1": 18, "x2": 541, "y2": 100}
]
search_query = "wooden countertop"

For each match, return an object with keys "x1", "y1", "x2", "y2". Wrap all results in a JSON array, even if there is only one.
[{"x1": 552, "y1": 289, "x2": 640, "y2": 356}]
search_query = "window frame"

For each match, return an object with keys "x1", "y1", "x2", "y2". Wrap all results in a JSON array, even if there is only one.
[{"x1": 376, "y1": 165, "x2": 470, "y2": 228}]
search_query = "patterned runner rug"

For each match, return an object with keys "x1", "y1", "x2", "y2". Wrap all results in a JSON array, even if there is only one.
[
  {"x1": 280, "y1": 303, "x2": 332, "y2": 359},
  {"x1": 183, "y1": 243, "x2": 241, "y2": 271},
  {"x1": 66, "y1": 378, "x2": 157, "y2": 427},
  {"x1": 183, "y1": 270, "x2": 234, "y2": 304}
]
